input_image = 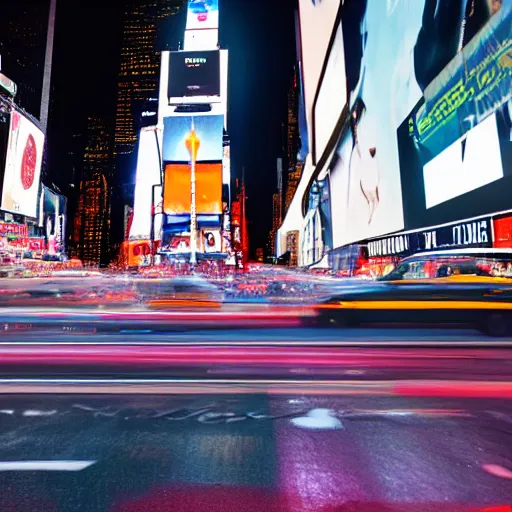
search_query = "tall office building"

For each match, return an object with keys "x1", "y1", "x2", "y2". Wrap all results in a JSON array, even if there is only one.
[
  {"x1": 284, "y1": 68, "x2": 301, "y2": 214},
  {"x1": 268, "y1": 191, "x2": 282, "y2": 256},
  {"x1": 73, "y1": 116, "x2": 111, "y2": 265},
  {"x1": 114, "y1": 0, "x2": 183, "y2": 157},
  {"x1": 0, "y1": 0, "x2": 51, "y2": 121},
  {"x1": 111, "y1": 0, "x2": 183, "y2": 261}
]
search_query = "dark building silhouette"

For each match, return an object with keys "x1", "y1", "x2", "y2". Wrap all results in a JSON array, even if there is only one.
[{"x1": 0, "y1": 0, "x2": 51, "y2": 120}]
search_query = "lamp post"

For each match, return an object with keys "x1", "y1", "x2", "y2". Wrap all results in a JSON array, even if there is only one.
[{"x1": 185, "y1": 119, "x2": 200, "y2": 265}]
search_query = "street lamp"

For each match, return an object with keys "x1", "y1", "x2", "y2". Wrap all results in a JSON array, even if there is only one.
[{"x1": 185, "y1": 119, "x2": 200, "y2": 265}]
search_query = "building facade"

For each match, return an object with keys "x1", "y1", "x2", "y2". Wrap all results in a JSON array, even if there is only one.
[
  {"x1": 0, "y1": 1, "x2": 50, "y2": 120},
  {"x1": 73, "y1": 116, "x2": 111, "y2": 265},
  {"x1": 279, "y1": 0, "x2": 512, "y2": 272},
  {"x1": 284, "y1": 68, "x2": 300, "y2": 214},
  {"x1": 111, "y1": 0, "x2": 184, "y2": 259}
]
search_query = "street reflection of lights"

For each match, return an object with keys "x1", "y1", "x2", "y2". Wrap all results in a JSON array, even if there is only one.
[
  {"x1": 22, "y1": 409, "x2": 58, "y2": 417},
  {"x1": 482, "y1": 464, "x2": 512, "y2": 479}
]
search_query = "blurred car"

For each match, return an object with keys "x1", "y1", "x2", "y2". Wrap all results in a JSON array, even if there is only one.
[
  {"x1": 317, "y1": 249, "x2": 512, "y2": 336},
  {"x1": 142, "y1": 276, "x2": 223, "y2": 310},
  {"x1": 379, "y1": 248, "x2": 512, "y2": 281}
]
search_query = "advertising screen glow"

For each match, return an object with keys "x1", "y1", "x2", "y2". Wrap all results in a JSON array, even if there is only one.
[
  {"x1": 129, "y1": 128, "x2": 162, "y2": 241},
  {"x1": 324, "y1": 0, "x2": 509, "y2": 249},
  {"x1": 298, "y1": 0, "x2": 340, "y2": 151},
  {"x1": 163, "y1": 163, "x2": 222, "y2": 215},
  {"x1": 1, "y1": 108, "x2": 44, "y2": 218},
  {"x1": 313, "y1": 20, "x2": 346, "y2": 163},
  {"x1": 163, "y1": 115, "x2": 224, "y2": 162},
  {"x1": 396, "y1": 1, "x2": 511, "y2": 231},
  {"x1": 186, "y1": 0, "x2": 219, "y2": 31},
  {"x1": 168, "y1": 50, "x2": 220, "y2": 99}
]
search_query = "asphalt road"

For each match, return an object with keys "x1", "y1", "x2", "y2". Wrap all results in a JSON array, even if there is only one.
[
  {"x1": 0, "y1": 393, "x2": 511, "y2": 511},
  {"x1": 1, "y1": 326, "x2": 509, "y2": 344}
]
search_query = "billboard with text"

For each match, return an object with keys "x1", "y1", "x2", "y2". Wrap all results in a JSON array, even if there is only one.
[{"x1": 169, "y1": 50, "x2": 220, "y2": 99}]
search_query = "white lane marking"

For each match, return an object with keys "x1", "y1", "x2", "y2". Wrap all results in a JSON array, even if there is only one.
[
  {"x1": 0, "y1": 409, "x2": 14, "y2": 415},
  {"x1": 291, "y1": 408, "x2": 343, "y2": 430},
  {"x1": 22, "y1": 409, "x2": 58, "y2": 417},
  {"x1": 0, "y1": 461, "x2": 95, "y2": 471}
]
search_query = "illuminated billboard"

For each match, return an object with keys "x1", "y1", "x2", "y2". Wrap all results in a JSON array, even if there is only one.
[
  {"x1": 129, "y1": 127, "x2": 162, "y2": 241},
  {"x1": 398, "y1": 2, "x2": 512, "y2": 231},
  {"x1": 163, "y1": 115, "x2": 224, "y2": 162},
  {"x1": 324, "y1": 0, "x2": 510, "y2": 250},
  {"x1": 298, "y1": 0, "x2": 340, "y2": 153},
  {"x1": 312, "y1": 18, "x2": 346, "y2": 163},
  {"x1": 163, "y1": 163, "x2": 222, "y2": 215},
  {"x1": 186, "y1": 0, "x2": 219, "y2": 31},
  {"x1": 1, "y1": 108, "x2": 44, "y2": 218},
  {"x1": 184, "y1": 29, "x2": 219, "y2": 51},
  {"x1": 201, "y1": 228, "x2": 221, "y2": 253},
  {"x1": 39, "y1": 185, "x2": 67, "y2": 255},
  {"x1": 168, "y1": 50, "x2": 220, "y2": 99}
]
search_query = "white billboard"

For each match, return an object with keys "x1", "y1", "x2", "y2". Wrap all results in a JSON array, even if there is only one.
[
  {"x1": 129, "y1": 127, "x2": 162, "y2": 241},
  {"x1": 184, "y1": 29, "x2": 219, "y2": 51},
  {"x1": 313, "y1": 19, "x2": 346, "y2": 164},
  {"x1": 1, "y1": 108, "x2": 44, "y2": 218},
  {"x1": 298, "y1": 0, "x2": 340, "y2": 162}
]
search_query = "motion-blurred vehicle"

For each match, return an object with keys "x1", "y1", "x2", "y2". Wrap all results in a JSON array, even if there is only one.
[
  {"x1": 318, "y1": 249, "x2": 512, "y2": 336},
  {"x1": 380, "y1": 249, "x2": 512, "y2": 281},
  {"x1": 143, "y1": 276, "x2": 223, "y2": 310}
]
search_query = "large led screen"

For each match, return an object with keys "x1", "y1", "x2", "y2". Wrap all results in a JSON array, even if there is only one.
[
  {"x1": 40, "y1": 186, "x2": 66, "y2": 254},
  {"x1": 168, "y1": 50, "x2": 220, "y2": 99},
  {"x1": 398, "y1": 2, "x2": 512, "y2": 230},
  {"x1": 298, "y1": 0, "x2": 340, "y2": 152},
  {"x1": 328, "y1": 0, "x2": 507, "y2": 249},
  {"x1": 163, "y1": 115, "x2": 224, "y2": 162},
  {"x1": 312, "y1": 19, "x2": 346, "y2": 163},
  {"x1": 129, "y1": 127, "x2": 162, "y2": 241},
  {"x1": 302, "y1": 174, "x2": 332, "y2": 267},
  {"x1": 184, "y1": 29, "x2": 219, "y2": 51},
  {"x1": 163, "y1": 163, "x2": 222, "y2": 215},
  {"x1": 1, "y1": 108, "x2": 44, "y2": 218},
  {"x1": 186, "y1": 0, "x2": 219, "y2": 31}
]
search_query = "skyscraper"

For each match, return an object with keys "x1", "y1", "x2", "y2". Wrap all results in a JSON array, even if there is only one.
[
  {"x1": 114, "y1": 0, "x2": 184, "y2": 157},
  {"x1": 73, "y1": 116, "x2": 111, "y2": 265},
  {"x1": 0, "y1": 0, "x2": 51, "y2": 120},
  {"x1": 111, "y1": 0, "x2": 184, "y2": 260},
  {"x1": 284, "y1": 67, "x2": 301, "y2": 214}
]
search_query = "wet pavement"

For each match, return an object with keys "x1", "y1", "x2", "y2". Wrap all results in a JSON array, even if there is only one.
[{"x1": 0, "y1": 393, "x2": 512, "y2": 511}]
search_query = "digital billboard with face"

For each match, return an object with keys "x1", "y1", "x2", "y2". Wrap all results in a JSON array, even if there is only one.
[
  {"x1": 163, "y1": 115, "x2": 224, "y2": 163},
  {"x1": 168, "y1": 50, "x2": 220, "y2": 99},
  {"x1": 186, "y1": 0, "x2": 219, "y2": 31},
  {"x1": 1, "y1": 108, "x2": 44, "y2": 218},
  {"x1": 163, "y1": 163, "x2": 222, "y2": 215},
  {"x1": 326, "y1": 0, "x2": 508, "y2": 249}
]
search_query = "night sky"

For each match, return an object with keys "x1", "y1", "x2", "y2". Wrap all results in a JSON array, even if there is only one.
[{"x1": 47, "y1": 0, "x2": 297, "y2": 254}]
